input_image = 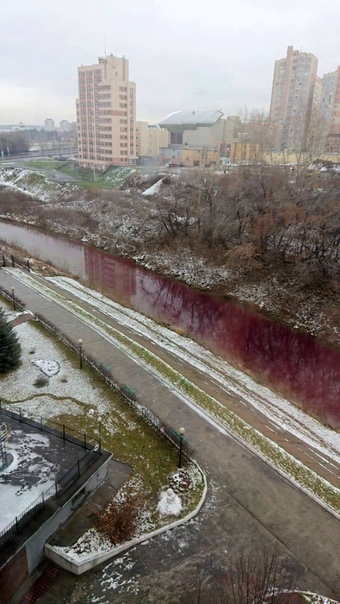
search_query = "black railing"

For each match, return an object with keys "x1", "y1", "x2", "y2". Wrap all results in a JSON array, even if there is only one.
[
  {"x1": 57, "y1": 449, "x2": 99, "y2": 493},
  {"x1": 0, "y1": 481, "x2": 55, "y2": 550},
  {"x1": 0, "y1": 402, "x2": 98, "y2": 451},
  {"x1": 0, "y1": 403, "x2": 102, "y2": 550},
  {"x1": 2, "y1": 253, "x2": 31, "y2": 272}
]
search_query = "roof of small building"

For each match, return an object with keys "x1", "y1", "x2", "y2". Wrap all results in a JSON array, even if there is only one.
[{"x1": 160, "y1": 109, "x2": 223, "y2": 127}]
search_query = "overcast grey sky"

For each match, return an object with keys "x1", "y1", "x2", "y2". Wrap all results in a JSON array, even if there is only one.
[{"x1": 1, "y1": 0, "x2": 339, "y2": 125}]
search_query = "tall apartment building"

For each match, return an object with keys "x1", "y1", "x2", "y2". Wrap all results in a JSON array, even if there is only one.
[
  {"x1": 44, "y1": 118, "x2": 55, "y2": 131},
  {"x1": 269, "y1": 46, "x2": 318, "y2": 151},
  {"x1": 329, "y1": 67, "x2": 340, "y2": 142},
  {"x1": 319, "y1": 70, "x2": 338, "y2": 120},
  {"x1": 318, "y1": 67, "x2": 340, "y2": 149},
  {"x1": 76, "y1": 54, "x2": 136, "y2": 170}
]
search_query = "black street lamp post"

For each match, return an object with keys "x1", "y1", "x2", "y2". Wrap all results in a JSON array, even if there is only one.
[
  {"x1": 78, "y1": 338, "x2": 83, "y2": 369},
  {"x1": 11, "y1": 288, "x2": 16, "y2": 311},
  {"x1": 178, "y1": 427, "x2": 185, "y2": 468},
  {"x1": 98, "y1": 415, "x2": 102, "y2": 452}
]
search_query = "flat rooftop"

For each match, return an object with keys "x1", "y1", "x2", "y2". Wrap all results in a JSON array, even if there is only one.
[{"x1": 0, "y1": 412, "x2": 93, "y2": 533}]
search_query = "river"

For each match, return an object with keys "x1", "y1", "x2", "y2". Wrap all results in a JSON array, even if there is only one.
[{"x1": 0, "y1": 219, "x2": 339, "y2": 428}]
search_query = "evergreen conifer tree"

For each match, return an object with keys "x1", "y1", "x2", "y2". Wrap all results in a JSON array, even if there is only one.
[{"x1": 0, "y1": 307, "x2": 21, "y2": 373}]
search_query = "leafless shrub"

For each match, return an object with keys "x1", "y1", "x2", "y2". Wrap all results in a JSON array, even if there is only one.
[
  {"x1": 33, "y1": 375, "x2": 49, "y2": 388},
  {"x1": 94, "y1": 492, "x2": 139, "y2": 545}
]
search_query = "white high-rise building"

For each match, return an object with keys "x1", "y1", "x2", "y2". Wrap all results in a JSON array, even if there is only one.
[{"x1": 44, "y1": 118, "x2": 55, "y2": 131}]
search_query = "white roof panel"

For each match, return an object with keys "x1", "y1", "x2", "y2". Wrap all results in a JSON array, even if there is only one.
[{"x1": 160, "y1": 109, "x2": 223, "y2": 127}]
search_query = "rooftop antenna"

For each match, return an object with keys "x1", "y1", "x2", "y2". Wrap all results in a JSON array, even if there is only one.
[{"x1": 104, "y1": 36, "x2": 107, "y2": 60}]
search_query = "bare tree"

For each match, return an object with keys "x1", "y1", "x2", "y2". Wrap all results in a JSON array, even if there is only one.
[
  {"x1": 0, "y1": 131, "x2": 30, "y2": 155},
  {"x1": 179, "y1": 545, "x2": 297, "y2": 604},
  {"x1": 218, "y1": 545, "x2": 296, "y2": 604},
  {"x1": 153, "y1": 176, "x2": 194, "y2": 239},
  {"x1": 180, "y1": 555, "x2": 221, "y2": 604}
]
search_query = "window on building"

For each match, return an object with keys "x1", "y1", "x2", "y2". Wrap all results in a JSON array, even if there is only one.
[{"x1": 171, "y1": 132, "x2": 183, "y2": 145}]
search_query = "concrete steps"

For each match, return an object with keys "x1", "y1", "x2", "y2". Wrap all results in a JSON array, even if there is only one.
[{"x1": 20, "y1": 564, "x2": 59, "y2": 603}]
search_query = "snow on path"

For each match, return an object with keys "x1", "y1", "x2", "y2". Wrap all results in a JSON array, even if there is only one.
[
  {"x1": 9, "y1": 271, "x2": 336, "y2": 467},
  {"x1": 47, "y1": 277, "x2": 340, "y2": 458}
]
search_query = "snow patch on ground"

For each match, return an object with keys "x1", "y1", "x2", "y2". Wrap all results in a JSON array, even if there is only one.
[
  {"x1": 0, "y1": 430, "x2": 56, "y2": 531},
  {"x1": 1, "y1": 318, "x2": 108, "y2": 413},
  {"x1": 0, "y1": 166, "x2": 79, "y2": 201},
  {"x1": 142, "y1": 178, "x2": 164, "y2": 196},
  {"x1": 31, "y1": 359, "x2": 60, "y2": 376},
  {"x1": 54, "y1": 528, "x2": 112, "y2": 560},
  {"x1": 297, "y1": 593, "x2": 339, "y2": 604}
]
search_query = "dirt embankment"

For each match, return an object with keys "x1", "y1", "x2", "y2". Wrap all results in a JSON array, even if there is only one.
[
  {"x1": 1, "y1": 231, "x2": 338, "y2": 352},
  {"x1": 0, "y1": 177, "x2": 338, "y2": 349}
]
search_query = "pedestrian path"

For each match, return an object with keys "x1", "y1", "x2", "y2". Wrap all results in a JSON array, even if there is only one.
[
  {"x1": 1, "y1": 266, "x2": 340, "y2": 597},
  {"x1": 1, "y1": 267, "x2": 339, "y2": 491},
  {"x1": 9, "y1": 311, "x2": 34, "y2": 327}
]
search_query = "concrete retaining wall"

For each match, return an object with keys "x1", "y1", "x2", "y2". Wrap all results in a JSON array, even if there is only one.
[{"x1": 45, "y1": 465, "x2": 207, "y2": 575}]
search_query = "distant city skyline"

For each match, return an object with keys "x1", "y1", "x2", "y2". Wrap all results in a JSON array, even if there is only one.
[{"x1": 1, "y1": 0, "x2": 339, "y2": 125}]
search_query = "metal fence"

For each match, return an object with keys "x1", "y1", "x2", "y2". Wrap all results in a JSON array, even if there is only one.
[
  {"x1": 2, "y1": 253, "x2": 31, "y2": 272},
  {"x1": 57, "y1": 449, "x2": 99, "y2": 493},
  {"x1": 0, "y1": 402, "x2": 99, "y2": 451},
  {"x1": 0, "y1": 482, "x2": 56, "y2": 550},
  {"x1": 0, "y1": 404, "x2": 101, "y2": 551}
]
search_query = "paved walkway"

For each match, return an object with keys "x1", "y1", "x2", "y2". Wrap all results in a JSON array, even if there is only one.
[
  {"x1": 4, "y1": 269, "x2": 339, "y2": 490},
  {"x1": 1, "y1": 268, "x2": 340, "y2": 601}
]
